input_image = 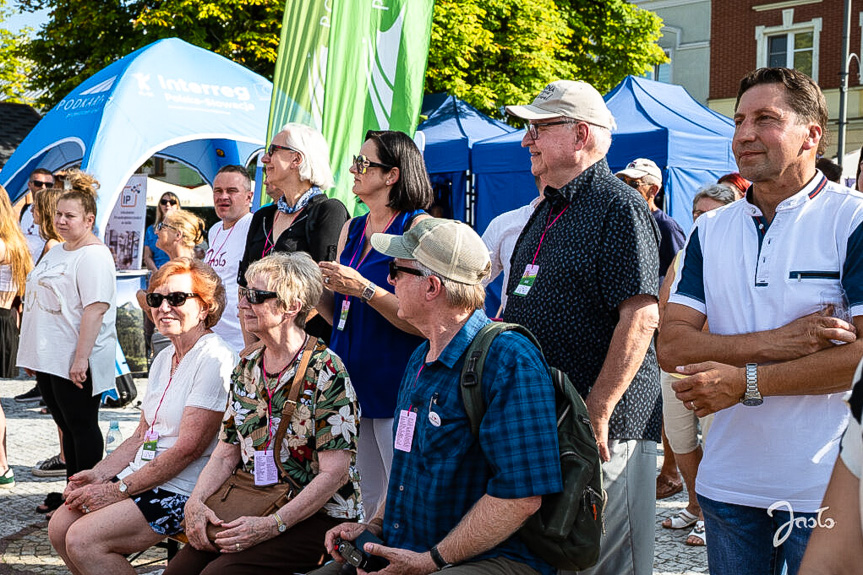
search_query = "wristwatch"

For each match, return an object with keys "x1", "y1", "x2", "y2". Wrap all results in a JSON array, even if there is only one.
[
  {"x1": 271, "y1": 512, "x2": 287, "y2": 533},
  {"x1": 741, "y1": 363, "x2": 763, "y2": 406},
  {"x1": 117, "y1": 478, "x2": 130, "y2": 496},
  {"x1": 430, "y1": 545, "x2": 453, "y2": 570},
  {"x1": 361, "y1": 282, "x2": 377, "y2": 303}
]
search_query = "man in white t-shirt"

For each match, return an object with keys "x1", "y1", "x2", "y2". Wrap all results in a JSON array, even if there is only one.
[
  {"x1": 205, "y1": 166, "x2": 253, "y2": 352},
  {"x1": 19, "y1": 169, "x2": 56, "y2": 266},
  {"x1": 660, "y1": 68, "x2": 863, "y2": 575}
]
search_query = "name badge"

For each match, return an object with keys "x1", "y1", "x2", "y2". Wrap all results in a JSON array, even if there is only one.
[
  {"x1": 394, "y1": 410, "x2": 417, "y2": 452},
  {"x1": 513, "y1": 264, "x2": 539, "y2": 297},
  {"x1": 141, "y1": 430, "x2": 159, "y2": 462},
  {"x1": 254, "y1": 450, "x2": 279, "y2": 486},
  {"x1": 337, "y1": 300, "x2": 351, "y2": 331}
]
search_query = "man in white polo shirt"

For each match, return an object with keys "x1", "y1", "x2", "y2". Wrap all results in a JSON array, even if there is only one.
[
  {"x1": 205, "y1": 165, "x2": 253, "y2": 352},
  {"x1": 659, "y1": 67, "x2": 863, "y2": 575}
]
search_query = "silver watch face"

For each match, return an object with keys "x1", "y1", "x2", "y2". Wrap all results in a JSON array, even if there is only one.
[
  {"x1": 742, "y1": 397, "x2": 763, "y2": 407},
  {"x1": 278, "y1": 523, "x2": 287, "y2": 532},
  {"x1": 118, "y1": 480, "x2": 128, "y2": 493}
]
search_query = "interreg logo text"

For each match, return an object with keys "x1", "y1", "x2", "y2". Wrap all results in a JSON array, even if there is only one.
[{"x1": 767, "y1": 500, "x2": 835, "y2": 547}]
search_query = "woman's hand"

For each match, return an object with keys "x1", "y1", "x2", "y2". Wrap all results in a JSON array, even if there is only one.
[
  {"x1": 63, "y1": 469, "x2": 103, "y2": 499},
  {"x1": 68, "y1": 357, "x2": 89, "y2": 388},
  {"x1": 319, "y1": 261, "x2": 369, "y2": 299},
  {"x1": 184, "y1": 497, "x2": 221, "y2": 552},
  {"x1": 64, "y1": 482, "x2": 123, "y2": 513},
  {"x1": 213, "y1": 515, "x2": 279, "y2": 553}
]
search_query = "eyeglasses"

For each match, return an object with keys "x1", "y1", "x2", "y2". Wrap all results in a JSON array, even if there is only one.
[
  {"x1": 160, "y1": 198, "x2": 178, "y2": 206},
  {"x1": 267, "y1": 143, "x2": 299, "y2": 157},
  {"x1": 156, "y1": 222, "x2": 177, "y2": 232},
  {"x1": 239, "y1": 286, "x2": 279, "y2": 305},
  {"x1": 145, "y1": 292, "x2": 200, "y2": 308},
  {"x1": 30, "y1": 180, "x2": 53, "y2": 188},
  {"x1": 619, "y1": 177, "x2": 644, "y2": 190},
  {"x1": 526, "y1": 120, "x2": 576, "y2": 141},
  {"x1": 353, "y1": 155, "x2": 393, "y2": 175},
  {"x1": 388, "y1": 261, "x2": 425, "y2": 281}
]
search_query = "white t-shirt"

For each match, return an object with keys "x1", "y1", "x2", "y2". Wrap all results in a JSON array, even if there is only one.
[
  {"x1": 481, "y1": 197, "x2": 540, "y2": 313},
  {"x1": 120, "y1": 333, "x2": 237, "y2": 496},
  {"x1": 17, "y1": 243, "x2": 117, "y2": 395},
  {"x1": 19, "y1": 206, "x2": 46, "y2": 264},
  {"x1": 206, "y1": 213, "x2": 252, "y2": 352}
]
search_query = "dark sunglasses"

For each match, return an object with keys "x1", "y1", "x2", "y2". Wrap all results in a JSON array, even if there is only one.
[
  {"x1": 267, "y1": 143, "x2": 299, "y2": 157},
  {"x1": 353, "y1": 154, "x2": 393, "y2": 175},
  {"x1": 155, "y1": 222, "x2": 177, "y2": 232},
  {"x1": 146, "y1": 292, "x2": 200, "y2": 308},
  {"x1": 160, "y1": 198, "x2": 178, "y2": 206},
  {"x1": 388, "y1": 261, "x2": 425, "y2": 281},
  {"x1": 31, "y1": 180, "x2": 53, "y2": 188},
  {"x1": 239, "y1": 286, "x2": 279, "y2": 305}
]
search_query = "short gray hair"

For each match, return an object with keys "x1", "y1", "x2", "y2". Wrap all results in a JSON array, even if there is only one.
[
  {"x1": 245, "y1": 252, "x2": 323, "y2": 328},
  {"x1": 692, "y1": 184, "x2": 736, "y2": 209},
  {"x1": 417, "y1": 262, "x2": 486, "y2": 311},
  {"x1": 278, "y1": 123, "x2": 336, "y2": 190}
]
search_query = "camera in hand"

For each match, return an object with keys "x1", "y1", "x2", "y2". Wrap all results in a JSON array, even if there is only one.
[{"x1": 334, "y1": 531, "x2": 389, "y2": 572}]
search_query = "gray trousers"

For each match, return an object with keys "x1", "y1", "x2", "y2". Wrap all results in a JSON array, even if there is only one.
[{"x1": 567, "y1": 438, "x2": 657, "y2": 575}]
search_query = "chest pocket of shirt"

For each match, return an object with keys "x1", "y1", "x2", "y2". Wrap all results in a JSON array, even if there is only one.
[{"x1": 410, "y1": 392, "x2": 472, "y2": 461}]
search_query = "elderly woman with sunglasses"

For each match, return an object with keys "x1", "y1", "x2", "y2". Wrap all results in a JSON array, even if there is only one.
[
  {"x1": 238, "y1": 123, "x2": 349, "y2": 344},
  {"x1": 163, "y1": 252, "x2": 360, "y2": 575},
  {"x1": 48, "y1": 257, "x2": 237, "y2": 575},
  {"x1": 317, "y1": 130, "x2": 431, "y2": 517}
]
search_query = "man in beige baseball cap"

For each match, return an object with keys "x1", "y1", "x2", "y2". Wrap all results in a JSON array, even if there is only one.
[
  {"x1": 318, "y1": 217, "x2": 564, "y2": 575},
  {"x1": 504, "y1": 82, "x2": 662, "y2": 575}
]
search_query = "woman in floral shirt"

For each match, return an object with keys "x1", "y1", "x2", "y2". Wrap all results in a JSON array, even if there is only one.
[{"x1": 167, "y1": 252, "x2": 361, "y2": 575}]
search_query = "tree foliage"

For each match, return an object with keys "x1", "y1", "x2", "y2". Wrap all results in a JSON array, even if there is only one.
[
  {"x1": 17, "y1": 0, "x2": 666, "y2": 116},
  {"x1": 0, "y1": 0, "x2": 35, "y2": 104}
]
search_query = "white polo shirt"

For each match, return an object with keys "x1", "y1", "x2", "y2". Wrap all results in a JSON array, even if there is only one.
[{"x1": 670, "y1": 173, "x2": 863, "y2": 512}]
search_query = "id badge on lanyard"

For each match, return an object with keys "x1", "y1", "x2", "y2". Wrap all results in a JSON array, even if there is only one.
[
  {"x1": 141, "y1": 430, "x2": 159, "y2": 461},
  {"x1": 254, "y1": 450, "x2": 279, "y2": 486},
  {"x1": 337, "y1": 300, "x2": 350, "y2": 331}
]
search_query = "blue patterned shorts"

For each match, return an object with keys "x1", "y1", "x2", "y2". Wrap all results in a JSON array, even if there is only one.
[{"x1": 131, "y1": 486, "x2": 189, "y2": 536}]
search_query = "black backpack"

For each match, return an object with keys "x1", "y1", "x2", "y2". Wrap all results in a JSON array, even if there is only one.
[{"x1": 459, "y1": 322, "x2": 605, "y2": 571}]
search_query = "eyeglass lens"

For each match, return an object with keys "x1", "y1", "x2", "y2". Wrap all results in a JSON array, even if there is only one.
[
  {"x1": 146, "y1": 292, "x2": 198, "y2": 308},
  {"x1": 160, "y1": 199, "x2": 177, "y2": 206}
]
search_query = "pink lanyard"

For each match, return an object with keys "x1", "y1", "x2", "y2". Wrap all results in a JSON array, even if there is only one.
[
  {"x1": 531, "y1": 206, "x2": 569, "y2": 265},
  {"x1": 407, "y1": 364, "x2": 426, "y2": 412},
  {"x1": 150, "y1": 356, "x2": 179, "y2": 433},
  {"x1": 261, "y1": 344, "x2": 304, "y2": 449},
  {"x1": 347, "y1": 212, "x2": 400, "y2": 270},
  {"x1": 207, "y1": 223, "x2": 236, "y2": 264},
  {"x1": 263, "y1": 216, "x2": 277, "y2": 256}
]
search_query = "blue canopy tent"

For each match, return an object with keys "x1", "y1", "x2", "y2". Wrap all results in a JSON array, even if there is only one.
[
  {"x1": 416, "y1": 94, "x2": 516, "y2": 220},
  {"x1": 470, "y1": 76, "x2": 738, "y2": 235},
  {"x1": 1, "y1": 38, "x2": 273, "y2": 234}
]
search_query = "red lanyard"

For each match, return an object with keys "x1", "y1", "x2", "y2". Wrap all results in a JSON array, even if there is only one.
[
  {"x1": 347, "y1": 211, "x2": 400, "y2": 270},
  {"x1": 531, "y1": 205, "x2": 569, "y2": 265},
  {"x1": 262, "y1": 214, "x2": 277, "y2": 257},
  {"x1": 207, "y1": 222, "x2": 236, "y2": 265},
  {"x1": 260, "y1": 343, "x2": 305, "y2": 448},
  {"x1": 150, "y1": 355, "x2": 179, "y2": 433}
]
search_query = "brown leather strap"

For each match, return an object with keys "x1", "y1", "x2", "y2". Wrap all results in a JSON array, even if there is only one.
[{"x1": 271, "y1": 336, "x2": 317, "y2": 486}]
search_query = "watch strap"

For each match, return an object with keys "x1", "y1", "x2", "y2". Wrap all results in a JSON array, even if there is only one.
[{"x1": 430, "y1": 545, "x2": 451, "y2": 570}]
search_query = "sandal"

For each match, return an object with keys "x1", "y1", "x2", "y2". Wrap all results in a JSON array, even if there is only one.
[
  {"x1": 662, "y1": 508, "x2": 699, "y2": 529},
  {"x1": 656, "y1": 474, "x2": 683, "y2": 499},
  {"x1": 36, "y1": 492, "x2": 64, "y2": 514},
  {"x1": 685, "y1": 520, "x2": 706, "y2": 546}
]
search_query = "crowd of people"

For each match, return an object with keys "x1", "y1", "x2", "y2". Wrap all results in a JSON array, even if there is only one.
[{"x1": 1, "y1": 64, "x2": 863, "y2": 575}]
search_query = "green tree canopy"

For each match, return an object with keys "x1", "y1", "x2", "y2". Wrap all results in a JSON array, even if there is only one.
[
  {"x1": 18, "y1": 0, "x2": 665, "y2": 116},
  {"x1": 0, "y1": 0, "x2": 34, "y2": 103}
]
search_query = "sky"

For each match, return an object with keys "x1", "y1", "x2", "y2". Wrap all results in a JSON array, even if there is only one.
[{"x1": 2, "y1": 4, "x2": 49, "y2": 36}]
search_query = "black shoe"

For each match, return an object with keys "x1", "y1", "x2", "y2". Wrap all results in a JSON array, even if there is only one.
[{"x1": 14, "y1": 385, "x2": 41, "y2": 403}]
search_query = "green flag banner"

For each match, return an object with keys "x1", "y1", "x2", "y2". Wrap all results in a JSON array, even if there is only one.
[{"x1": 265, "y1": 0, "x2": 435, "y2": 215}]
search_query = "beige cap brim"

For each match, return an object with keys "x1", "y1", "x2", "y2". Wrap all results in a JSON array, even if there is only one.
[
  {"x1": 615, "y1": 168, "x2": 650, "y2": 180},
  {"x1": 370, "y1": 232, "x2": 416, "y2": 261},
  {"x1": 504, "y1": 104, "x2": 563, "y2": 120}
]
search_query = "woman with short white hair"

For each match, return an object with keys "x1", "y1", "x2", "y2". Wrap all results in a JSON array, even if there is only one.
[{"x1": 238, "y1": 123, "x2": 349, "y2": 343}]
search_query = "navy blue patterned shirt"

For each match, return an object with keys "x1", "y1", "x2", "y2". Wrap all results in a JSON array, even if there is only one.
[{"x1": 383, "y1": 310, "x2": 562, "y2": 575}]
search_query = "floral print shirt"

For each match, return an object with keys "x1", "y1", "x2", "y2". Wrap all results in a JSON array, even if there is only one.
[{"x1": 220, "y1": 338, "x2": 363, "y2": 520}]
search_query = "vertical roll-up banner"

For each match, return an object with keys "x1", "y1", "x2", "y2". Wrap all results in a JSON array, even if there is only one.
[{"x1": 264, "y1": 0, "x2": 435, "y2": 215}]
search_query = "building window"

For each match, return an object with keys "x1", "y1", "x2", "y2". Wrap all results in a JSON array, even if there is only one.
[
  {"x1": 644, "y1": 49, "x2": 672, "y2": 83},
  {"x1": 756, "y1": 16, "x2": 821, "y2": 82},
  {"x1": 766, "y1": 31, "x2": 813, "y2": 76}
]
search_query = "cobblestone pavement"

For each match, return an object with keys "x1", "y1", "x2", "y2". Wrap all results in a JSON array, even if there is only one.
[{"x1": 1, "y1": 376, "x2": 708, "y2": 574}]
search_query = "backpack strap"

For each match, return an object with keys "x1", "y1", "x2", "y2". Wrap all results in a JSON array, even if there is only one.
[{"x1": 460, "y1": 322, "x2": 544, "y2": 437}]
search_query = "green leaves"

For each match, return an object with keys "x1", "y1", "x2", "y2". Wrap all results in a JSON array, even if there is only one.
[{"x1": 0, "y1": 0, "x2": 35, "y2": 104}]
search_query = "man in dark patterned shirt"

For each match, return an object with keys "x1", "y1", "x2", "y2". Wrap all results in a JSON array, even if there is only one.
[
  {"x1": 504, "y1": 81, "x2": 661, "y2": 575},
  {"x1": 319, "y1": 218, "x2": 563, "y2": 575}
]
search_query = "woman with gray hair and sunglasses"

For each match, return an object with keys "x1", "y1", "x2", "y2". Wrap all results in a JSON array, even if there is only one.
[{"x1": 238, "y1": 123, "x2": 349, "y2": 344}]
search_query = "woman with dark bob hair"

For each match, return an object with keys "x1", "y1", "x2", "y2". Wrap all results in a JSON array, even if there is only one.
[
  {"x1": 318, "y1": 129, "x2": 431, "y2": 517},
  {"x1": 48, "y1": 257, "x2": 237, "y2": 575}
]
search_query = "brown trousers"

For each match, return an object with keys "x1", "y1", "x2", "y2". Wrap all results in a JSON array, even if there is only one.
[{"x1": 163, "y1": 513, "x2": 342, "y2": 575}]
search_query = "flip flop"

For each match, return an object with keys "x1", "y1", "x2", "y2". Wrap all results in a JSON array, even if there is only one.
[
  {"x1": 36, "y1": 492, "x2": 64, "y2": 514},
  {"x1": 656, "y1": 474, "x2": 683, "y2": 499},
  {"x1": 662, "y1": 508, "x2": 699, "y2": 530},
  {"x1": 685, "y1": 520, "x2": 706, "y2": 546}
]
